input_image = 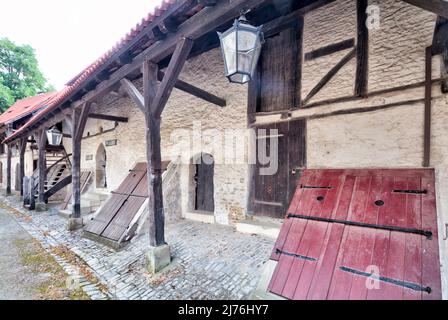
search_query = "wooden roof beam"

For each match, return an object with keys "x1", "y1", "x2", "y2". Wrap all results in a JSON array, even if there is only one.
[
  {"x1": 158, "y1": 71, "x2": 226, "y2": 107},
  {"x1": 88, "y1": 113, "x2": 128, "y2": 123},
  {"x1": 72, "y1": 0, "x2": 270, "y2": 110},
  {"x1": 401, "y1": 0, "x2": 448, "y2": 19}
]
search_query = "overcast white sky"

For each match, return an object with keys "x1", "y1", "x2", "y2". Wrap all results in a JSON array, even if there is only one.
[{"x1": 0, "y1": 0, "x2": 163, "y2": 89}]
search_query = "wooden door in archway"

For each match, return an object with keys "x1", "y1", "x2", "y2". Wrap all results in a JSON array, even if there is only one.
[{"x1": 194, "y1": 153, "x2": 214, "y2": 213}]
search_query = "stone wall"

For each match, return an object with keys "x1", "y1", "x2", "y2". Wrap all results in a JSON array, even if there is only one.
[{"x1": 2, "y1": 0, "x2": 448, "y2": 298}]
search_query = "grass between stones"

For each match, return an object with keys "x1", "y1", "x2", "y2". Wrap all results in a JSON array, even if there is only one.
[
  {"x1": 51, "y1": 244, "x2": 109, "y2": 295},
  {"x1": 13, "y1": 238, "x2": 90, "y2": 300}
]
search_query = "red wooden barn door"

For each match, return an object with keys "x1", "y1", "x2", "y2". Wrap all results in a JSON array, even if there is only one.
[{"x1": 268, "y1": 169, "x2": 442, "y2": 300}]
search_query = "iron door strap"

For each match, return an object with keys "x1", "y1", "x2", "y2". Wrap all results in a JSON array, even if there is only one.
[
  {"x1": 339, "y1": 266, "x2": 432, "y2": 294},
  {"x1": 275, "y1": 249, "x2": 317, "y2": 262},
  {"x1": 287, "y1": 214, "x2": 433, "y2": 239},
  {"x1": 393, "y1": 189, "x2": 427, "y2": 194}
]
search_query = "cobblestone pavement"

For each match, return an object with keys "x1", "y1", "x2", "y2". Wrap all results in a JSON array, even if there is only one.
[{"x1": 0, "y1": 195, "x2": 275, "y2": 300}]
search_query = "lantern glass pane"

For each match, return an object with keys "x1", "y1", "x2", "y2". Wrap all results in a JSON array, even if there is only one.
[
  {"x1": 237, "y1": 29, "x2": 257, "y2": 51},
  {"x1": 221, "y1": 31, "x2": 237, "y2": 74}
]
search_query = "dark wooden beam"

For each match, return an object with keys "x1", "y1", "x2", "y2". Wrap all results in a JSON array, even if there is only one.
[
  {"x1": 253, "y1": 98, "x2": 425, "y2": 126},
  {"x1": 5, "y1": 144, "x2": 11, "y2": 195},
  {"x1": 120, "y1": 78, "x2": 145, "y2": 112},
  {"x1": 305, "y1": 38, "x2": 355, "y2": 61},
  {"x1": 70, "y1": 110, "x2": 81, "y2": 219},
  {"x1": 423, "y1": 46, "x2": 432, "y2": 167},
  {"x1": 158, "y1": 71, "x2": 226, "y2": 107},
  {"x1": 295, "y1": 17, "x2": 304, "y2": 107},
  {"x1": 142, "y1": 61, "x2": 163, "y2": 247},
  {"x1": 431, "y1": 17, "x2": 448, "y2": 55},
  {"x1": 302, "y1": 48, "x2": 356, "y2": 105},
  {"x1": 247, "y1": 62, "x2": 261, "y2": 125},
  {"x1": 72, "y1": 0, "x2": 270, "y2": 110},
  {"x1": 74, "y1": 103, "x2": 92, "y2": 142},
  {"x1": 261, "y1": 0, "x2": 336, "y2": 38},
  {"x1": 402, "y1": 0, "x2": 448, "y2": 19},
  {"x1": 69, "y1": 103, "x2": 92, "y2": 220},
  {"x1": 143, "y1": 61, "x2": 158, "y2": 109},
  {"x1": 253, "y1": 78, "x2": 441, "y2": 115},
  {"x1": 36, "y1": 129, "x2": 47, "y2": 204},
  {"x1": 355, "y1": 0, "x2": 369, "y2": 97},
  {"x1": 442, "y1": 47, "x2": 448, "y2": 93},
  {"x1": 152, "y1": 38, "x2": 194, "y2": 117},
  {"x1": 88, "y1": 113, "x2": 128, "y2": 123},
  {"x1": 18, "y1": 137, "x2": 27, "y2": 197}
]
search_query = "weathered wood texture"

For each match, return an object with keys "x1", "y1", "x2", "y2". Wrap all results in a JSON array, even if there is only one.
[
  {"x1": 303, "y1": 48, "x2": 356, "y2": 105},
  {"x1": 442, "y1": 48, "x2": 448, "y2": 93},
  {"x1": 158, "y1": 71, "x2": 225, "y2": 107},
  {"x1": 71, "y1": 0, "x2": 270, "y2": 110},
  {"x1": 84, "y1": 163, "x2": 149, "y2": 243},
  {"x1": 305, "y1": 38, "x2": 355, "y2": 61},
  {"x1": 355, "y1": 0, "x2": 369, "y2": 97},
  {"x1": 258, "y1": 25, "x2": 301, "y2": 113},
  {"x1": 60, "y1": 171, "x2": 91, "y2": 210},
  {"x1": 88, "y1": 113, "x2": 128, "y2": 123},
  {"x1": 423, "y1": 47, "x2": 432, "y2": 167},
  {"x1": 253, "y1": 120, "x2": 306, "y2": 218},
  {"x1": 194, "y1": 154, "x2": 215, "y2": 212},
  {"x1": 141, "y1": 39, "x2": 193, "y2": 247},
  {"x1": 268, "y1": 169, "x2": 441, "y2": 300},
  {"x1": 18, "y1": 138, "x2": 27, "y2": 196},
  {"x1": 71, "y1": 103, "x2": 91, "y2": 218},
  {"x1": 37, "y1": 130, "x2": 47, "y2": 203},
  {"x1": 6, "y1": 144, "x2": 12, "y2": 195}
]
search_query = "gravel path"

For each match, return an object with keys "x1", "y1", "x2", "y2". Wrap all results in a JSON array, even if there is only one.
[{"x1": 0, "y1": 202, "x2": 49, "y2": 299}]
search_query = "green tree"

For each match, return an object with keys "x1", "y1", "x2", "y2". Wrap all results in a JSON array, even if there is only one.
[{"x1": 0, "y1": 38, "x2": 54, "y2": 111}]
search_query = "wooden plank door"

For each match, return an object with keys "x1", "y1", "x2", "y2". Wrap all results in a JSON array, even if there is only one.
[
  {"x1": 195, "y1": 154, "x2": 214, "y2": 212},
  {"x1": 253, "y1": 120, "x2": 306, "y2": 218},
  {"x1": 268, "y1": 169, "x2": 442, "y2": 300}
]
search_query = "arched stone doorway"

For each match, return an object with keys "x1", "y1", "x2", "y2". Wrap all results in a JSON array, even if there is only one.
[
  {"x1": 192, "y1": 153, "x2": 214, "y2": 213},
  {"x1": 96, "y1": 144, "x2": 107, "y2": 189}
]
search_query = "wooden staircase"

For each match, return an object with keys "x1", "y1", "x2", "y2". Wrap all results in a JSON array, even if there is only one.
[{"x1": 24, "y1": 146, "x2": 72, "y2": 209}]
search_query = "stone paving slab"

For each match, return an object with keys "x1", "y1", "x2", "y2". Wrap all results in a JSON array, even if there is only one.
[{"x1": 1, "y1": 195, "x2": 275, "y2": 300}]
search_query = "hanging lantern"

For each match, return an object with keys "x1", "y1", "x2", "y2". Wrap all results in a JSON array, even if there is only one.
[
  {"x1": 46, "y1": 127, "x2": 63, "y2": 146},
  {"x1": 218, "y1": 15, "x2": 264, "y2": 84}
]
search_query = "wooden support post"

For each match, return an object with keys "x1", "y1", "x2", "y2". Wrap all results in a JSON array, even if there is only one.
[
  {"x1": 19, "y1": 137, "x2": 27, "y2": 197},
  {"x1": 303, "y1": 48, "x2": 356, "y2": 105},
  {"x1": 145, "y1": 39, "x2": 193, "y2": 248},
  {"x1": 355, "y1": 0, "x2": 369, "y2": 97},
  {"x1": 71, "y1": 109, "x2": 82, "y2": 219},
  {"x1": 442, "y1": 46, "x2": 448, "y2": 93},
  {"x1": 70, "y1": 103, "x2": 91, "y2": 220},
  {"x1": 37, "y1": 129, "x2": 47, "y2": 204},
  {"x1": 423, "y1": 46, "x2": 432, "y2": 167},
  {"x1": 6, "y1": 144, "x2": 12, "y2": 196}
]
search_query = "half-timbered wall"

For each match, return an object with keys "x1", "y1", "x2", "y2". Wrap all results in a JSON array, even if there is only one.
[{"x1": 252, "y1": 0, "x2": 448, "y2": 298}]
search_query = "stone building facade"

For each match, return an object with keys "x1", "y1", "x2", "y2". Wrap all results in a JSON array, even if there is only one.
[{"x1": 2, "y1": 0, "x2": 448, "y2": 298}]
